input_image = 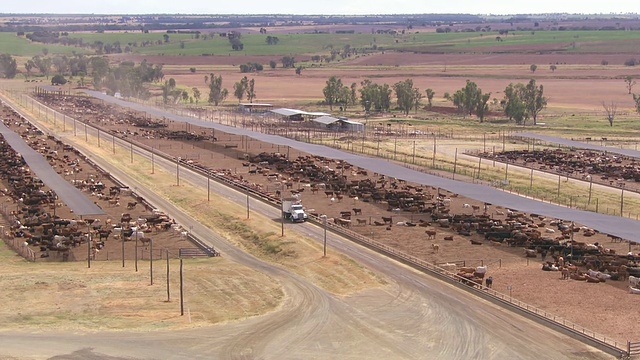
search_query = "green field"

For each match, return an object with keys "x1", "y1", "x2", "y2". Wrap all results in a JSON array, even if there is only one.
[
  {"x1": 0, "y1": 32, "x2": 88, "y2": 57},
  {"x1": 388, "y1": 30, "x2": 640, "y2": 52},
  {"x1": 2, "y1": 29, "x2": 638, "y2": 58}
]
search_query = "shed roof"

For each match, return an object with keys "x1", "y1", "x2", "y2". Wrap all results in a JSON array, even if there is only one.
[
  {"x1": 271, "y1": 108, "x2": 330, "y2": 117},
  {"x1": 312, "y1": 115, "x2": 341, "y2": 125},
  {"x1": 239, "y1": 103, "x2": 273, "y2": 107},
  {"x1": 341, "y1": 119, "x2": 364, "y2": 126}
]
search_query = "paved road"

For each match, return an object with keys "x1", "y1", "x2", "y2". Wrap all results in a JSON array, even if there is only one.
[{"x1": 0, "y1": 94, "x2": 617, "y2": 359}]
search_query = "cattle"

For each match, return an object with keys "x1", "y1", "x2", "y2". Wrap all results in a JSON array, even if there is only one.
[
  {"x1": 630, "y1": 276, "x2": 640, "y2": 287},
  {"x1": 356, "y1": 219, "x2": 367, "y2": 226},
  {"x1": 425, "y1": 230, "x2": 436, "y2": 239},
  {"x1": 127, "y1": 201, "x2": 137, "y2": 210},
  {"x1": 444, "y1": 235, "x2": 454, "y2": 241},
  {"x1": 524, "y1": 249, "x2": 537, "y2": 257},
  {"x1": 431, "y1": 243, "x2": 439, "y2": 253},
  {"x1": 98, "y1": 229, "x2": 111, "y2": 241},
  {"x1": 352, "y1": 208, "x2": 362, "y2": 215},
  {"x1": 139, "y1": 237, "x2": 152, "y2": 247}
]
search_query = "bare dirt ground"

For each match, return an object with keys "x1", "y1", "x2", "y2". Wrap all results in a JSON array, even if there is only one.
[{"x1": 26, "y1": 93, "x2": 640, "y2": 343}]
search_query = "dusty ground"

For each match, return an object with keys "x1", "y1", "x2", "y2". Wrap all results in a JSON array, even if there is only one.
[{"x1": 25, "y1": 93, "x2": 640, "y2": 343}]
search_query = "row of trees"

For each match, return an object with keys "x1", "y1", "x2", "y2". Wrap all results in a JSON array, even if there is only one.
[
  {"x1": 322, "y1": 75, "x2": 547, "y2": 123},
  {"x1": 323, "y1": 76, "x2": 433, "y2": 116}
]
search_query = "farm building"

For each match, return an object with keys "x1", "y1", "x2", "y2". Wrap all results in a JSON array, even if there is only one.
[
  {"x1": 270, "y1": 108, "x2": 330, "y2": 122},
  {"x1": 312, "y1": 116, "x2": 365, "y2": 132},
  {"x1": 238, "y1": 103, "x2": 273, "y2": 113}
]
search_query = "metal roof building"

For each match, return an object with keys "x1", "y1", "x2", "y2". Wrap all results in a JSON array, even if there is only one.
[{"x1": 271, "y1": 108, "x2": 330, "y2": 121}]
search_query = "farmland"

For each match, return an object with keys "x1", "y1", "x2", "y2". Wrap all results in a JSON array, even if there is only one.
[{"x1": 1, "y1": 13, "x2": 640, "y2": 358}]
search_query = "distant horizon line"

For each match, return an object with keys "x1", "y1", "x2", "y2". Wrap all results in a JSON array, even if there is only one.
[{"x1": 0, "y1": 12, "x2": 638, "y2": 17}]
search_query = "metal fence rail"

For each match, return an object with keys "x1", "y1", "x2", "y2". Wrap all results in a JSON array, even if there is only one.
[{"x1": 629, "y1": 341, "x2": 640, "y2": 356}]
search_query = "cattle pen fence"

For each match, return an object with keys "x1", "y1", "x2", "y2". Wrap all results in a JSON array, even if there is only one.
[
  {"x1": 146, "y1": 142, "x2": 638, "y2": 358},
  {"x1": 5, "y1": 89, "x2": 635, "y2": 358},
  {"x1": 173, "y1": 155, "x2": 632, "y2": 358}
]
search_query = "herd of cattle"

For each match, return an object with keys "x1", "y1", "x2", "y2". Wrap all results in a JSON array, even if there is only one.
[
  {"x1": 235, "y1": 151, "x2": 640, "y2": 289},
  {"x1": 0, "y1": 103, "x2": 184, "y2": 261},
  {"x1": 14, "y1": 93, "x2": 640, "y2": 293},
  {"x1": 479, "y1": 148, "x2": 640, "y2": 189}
]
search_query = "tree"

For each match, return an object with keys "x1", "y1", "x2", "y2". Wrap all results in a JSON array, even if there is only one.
[
  {"x1": 521, "y1": 79, "x2": 547, "y2": 125},
  {"x1": 51, "y1": 74, "x2": 67, "y2": 85},
  {"x1": 207, "y1": 73, "x2": 228, "y2": 106},
  {"x1": 161, "y1": 80, "x2": 172, "y2": 104},
  {"x1": 425, "y1": 88, "x2": 435, "y2": 110},
  {"x1": 550, "y1": 64, "x2": 557, "y2": 72},
  {"x1": 602, "y1": 101, "x2": 617, "y2": 127},
  {"x1": 337, "y1": 85, "x2": 352, "y2": 110},
  {"x1": 246, "y1": 78, "x2": 256, "y2": 103},
  {"x1": 393, "y1": 79, "x2": 419, "y2": 115},
  {"x1": 503, "y1": 83, "x2": 527, "y2": 124},
  {"x1": 0, "y1": 54, "x2": 18, "y2": 79},
  {"x1": 32, "y1": 55, "x2": 52, "y2": 79},
  {"x1": 295, "y1": 66, "x2": 303, "y2": 75},
  {"x1": 163, "y1": 34, "x2": 169, "y2": 43},
  {"x1": 77, "y1": 71, "x2": 86, "y2": 87},
  {"x1": 24, "y1": 59, "x2": 35, "y2": 79},
  {"x1": 230, "y1": 38, "x2": 244, "y2": 51},
  {"x1": 530, "y1": 64, "x2": 537, "y2": 73},
  {"x1": 461, "y1": 80, "x2": 480, "y2": 117},
  {"x1": 281, "y1": 56, "x2": 295, "y2": 68},
  {"x1": 323, "y1": 76, "x2": 343, "y2": 110},
  {"x1": 359, "y1": 79, "x2": 391, "y2": 113},
  {"x1": 448, "y1": 80, "x2": 480, "y2": 117},
  {"x1": 233, "y1": 76, "x2": 248, "y2": 102},
  {"x1": 633, "y1": 94, "x2": 640, "y2": 115},
  {"x1": 412, "y1": 87, "x2": 424, "y2": 113},
  {"x1": 52, "y1": 56, "x2": 69, "y2": 75},
  {"x1": 349, "y1": 83, "x2": 357, "y2": 106},
  {"x1": 269, "y1": 60, "x2": 277, "y2": 69},
  {"x1": 192, "y1": 87, "x2": 201, "y2": 103},
  {"x1": 625, "y1": 76, "x2": 636, "y2": 95},
  {"x1": 447, "y1": 80, "x2": 491, "y2": 122},
  {"x1": 476, "y1": 92, "x2": 491, "y2": 123},
  {"x1": 265, "y1": 36, "x2": 279, "y2": 45}
]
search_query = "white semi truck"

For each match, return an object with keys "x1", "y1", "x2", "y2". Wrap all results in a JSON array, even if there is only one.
[{"x1": 282, "y1": 197, "x2": 308, "y2": 222}]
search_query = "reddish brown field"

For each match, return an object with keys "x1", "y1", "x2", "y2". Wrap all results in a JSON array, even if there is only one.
[{"x1": 117, "y1": 50, "x2": 639, "y2": 113}]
